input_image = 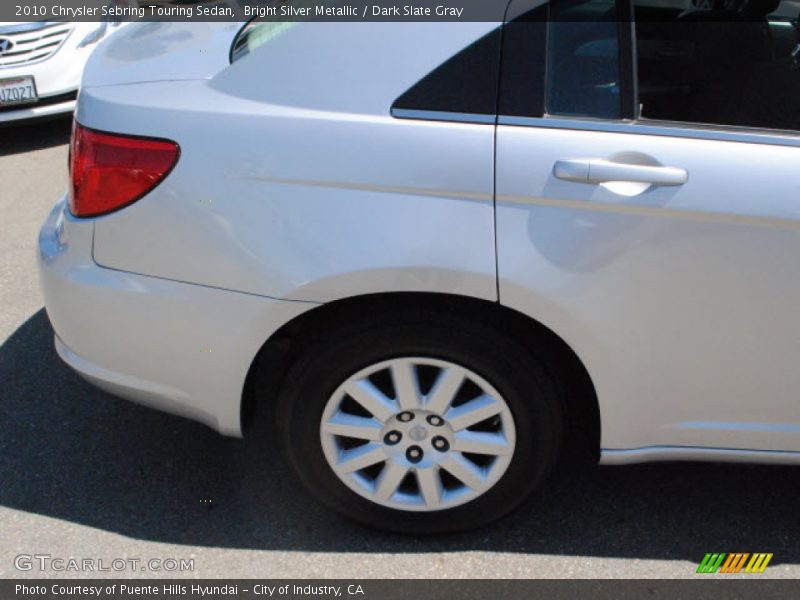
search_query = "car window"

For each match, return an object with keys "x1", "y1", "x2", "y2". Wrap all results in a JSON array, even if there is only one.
[
  {"x1": 501, "y1": 0, "x2": 628, "y2": 120},
  {"x1": 634, "y1": 0, "x2": 800, "y2": 132},
  {"x1": 499, "y1": 0, "x2": 548, "y2": 118},
  {"x1": 391, "y1": 27, "x2": 503, "y2": 118},
  {"x1": 547, "y1": 0, "x2": 624, "y2": 119},
  {"x1": 230, "y1": 21, "x2": 299, "y2": 63}
]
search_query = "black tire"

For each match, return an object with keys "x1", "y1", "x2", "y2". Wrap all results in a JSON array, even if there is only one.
[{"x1": 276, "y1": 310, "x2": 564, "y2": 533}]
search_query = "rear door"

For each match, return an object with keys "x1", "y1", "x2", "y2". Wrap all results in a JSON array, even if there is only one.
[{"x1": 496, "y1": 0, "x2": 800, "y2": 454}]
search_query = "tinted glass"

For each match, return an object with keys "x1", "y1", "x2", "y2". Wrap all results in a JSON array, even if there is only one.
[
  {"x1": 499, "y1": 1, "x2": 548, "y2": 118},
  {"x1": 547, "y1": 0, "x2": 623, "y2": 119},
  {"x1": 230, "y1": 21, "x2": 298, "y2": 63},
  {"x1": 635, "y1": 0, "x2": 800, "y2": 131},
  {"x1": 392, "y1": 28, "x2": 503, "y2": 117}
]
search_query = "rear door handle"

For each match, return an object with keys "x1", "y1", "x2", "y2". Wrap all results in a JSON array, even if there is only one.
[{"x1": 554, "y1": 159, "x2": 688, "y2": 187}]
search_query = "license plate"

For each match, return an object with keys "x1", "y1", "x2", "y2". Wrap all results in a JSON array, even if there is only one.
[{"x1": 0, "y1": 76, "x2": 38, "y2": 107}]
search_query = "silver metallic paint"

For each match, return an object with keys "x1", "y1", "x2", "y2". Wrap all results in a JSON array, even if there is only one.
[{"x1": 38, "y1": 21, "x2": 800, "y2": 464}]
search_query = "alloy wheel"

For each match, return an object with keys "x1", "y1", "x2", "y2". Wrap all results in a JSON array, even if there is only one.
[{"x1": 319, "y1": 357, "x2": 517, "y2": 512}]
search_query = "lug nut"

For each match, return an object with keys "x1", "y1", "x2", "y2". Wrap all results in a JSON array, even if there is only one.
[
  {"x1": 406, "y1": 446, "x2": 423, "y2": 463},
  {"x1": 432, "y1": 436, "x2": 450, "y2": 452},
  {"x1": 384, "y1": 430, "x2": 402, "y2": 445},
  {"x1": 426, "y1": 415, "x2": 445, "y2": 426},
  {"x1": 398, "y1": 411, "x2": 414, "y2": 423}
]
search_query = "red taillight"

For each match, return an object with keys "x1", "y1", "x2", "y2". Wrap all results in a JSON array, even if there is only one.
[{"x1": 69, "y1": 122, "x2": 180, "y2": 218}]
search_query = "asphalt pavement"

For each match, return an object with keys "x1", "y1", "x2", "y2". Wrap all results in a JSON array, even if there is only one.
[{"x1": 1, "y1": 118, "x2": 799, "y2": 579}]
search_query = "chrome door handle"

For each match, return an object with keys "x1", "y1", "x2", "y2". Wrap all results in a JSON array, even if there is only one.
[{"x1": 554, "y1": 159, "x2": 688, "y2": 187}]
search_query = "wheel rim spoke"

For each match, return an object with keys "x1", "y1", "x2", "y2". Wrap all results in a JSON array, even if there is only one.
[
  {"x1": 374, "y1": 461, "x2": 408, "y2": 502},
  {"x1": 445, "y1": 394, "x2": 503, "y2": 432},
  {"x1": 453, "y1": 430, "x2": 513, "y2": 456},
  {"x1": 322, "y1": 412, "x2": 383, "y2": 441},
  {"x1": 336, "y1": 443, "x2": 387, "y2": 473},
  {"x1": 440, "y1": 453, "x2": 486, "y2": 490},
  {"x1": 416, "y1": 467, "x2": 443, "y2": 508},
  {"x1": 424, "y1": 366, "x2": 465, "y2": 414},
  {"x1": 391, "y1": 359, "x2": 422, "y2": 411},
  {"x1": 343, "y1": 379, "x2": 396, "y2": 422}
]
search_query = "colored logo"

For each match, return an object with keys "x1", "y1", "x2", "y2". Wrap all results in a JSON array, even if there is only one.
[
  {"x1": 697, "y1": 553, "x2": 773, "y2": 574},
  {"x1": 0, "y1": 38, "x2": 14, "y2": 54}
]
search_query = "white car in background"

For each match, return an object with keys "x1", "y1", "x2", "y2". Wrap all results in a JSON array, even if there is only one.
[{"x1": 0, "y1": 21, "x2": 123, "y2": 124}]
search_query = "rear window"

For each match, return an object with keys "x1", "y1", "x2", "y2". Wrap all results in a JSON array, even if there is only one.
[
  {"x1": 391, "y1": 27, "x2": 503, "y2": 119},
  {"x1": 230, "y1": 21, "x2": 298, "y2": 63}
]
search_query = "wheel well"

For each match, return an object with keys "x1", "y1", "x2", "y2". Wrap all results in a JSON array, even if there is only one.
[{"x1": 241, "y1": 293, "x2": 600, "y2": 464}]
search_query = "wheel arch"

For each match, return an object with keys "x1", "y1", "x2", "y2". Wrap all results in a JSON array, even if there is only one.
[{"x1": 241, "y1": 292, "x2": 600, "y2": 464}]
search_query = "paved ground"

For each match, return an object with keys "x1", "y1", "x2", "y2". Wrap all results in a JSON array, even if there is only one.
[{"x1": 1, "y1": 119, "x2": 799, "y2": 580}]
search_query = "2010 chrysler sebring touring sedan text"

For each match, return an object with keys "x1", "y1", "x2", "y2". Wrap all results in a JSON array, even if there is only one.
[{"x1": 38, "y1": 0, "x2": 800, "y2": 532}]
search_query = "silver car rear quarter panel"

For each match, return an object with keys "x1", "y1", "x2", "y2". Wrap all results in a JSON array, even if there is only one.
[
  {"x1": 39, "y1": 198, "x2": 315, "y2": 436},
  {"x1": 82, "y1": 22, "x2": 500, "y2": 304},
  {"x1": 86, "y1": 89, "x2": 498, "y2": 303},
  {"x1": 43, "y1": 22, "x2": 499, "y2": 438}
]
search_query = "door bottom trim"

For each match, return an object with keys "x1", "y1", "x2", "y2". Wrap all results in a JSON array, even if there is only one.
[{"x1": 601, "y1": 445, "x2": 800, "y2": 466}]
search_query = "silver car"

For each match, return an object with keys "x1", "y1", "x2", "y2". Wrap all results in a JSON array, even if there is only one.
[{"x1": 38, "y1": 0, "x2": 800, "y2": 532}]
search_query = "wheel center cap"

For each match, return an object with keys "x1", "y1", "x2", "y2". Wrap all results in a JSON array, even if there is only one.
[{"x1": 408, "y1": 424, "x2": 428, "y2": 442}]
